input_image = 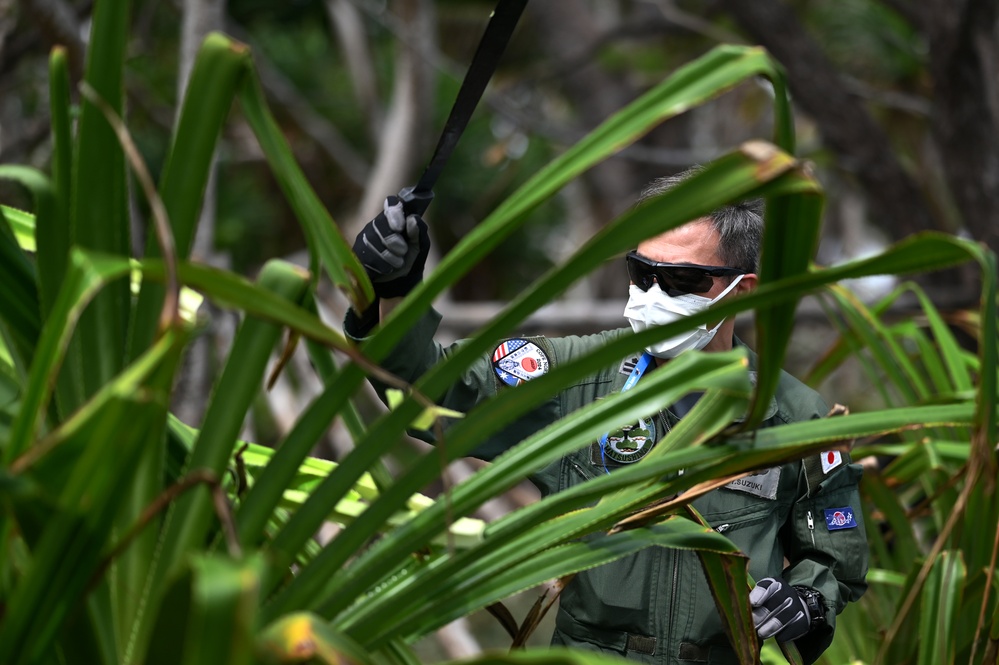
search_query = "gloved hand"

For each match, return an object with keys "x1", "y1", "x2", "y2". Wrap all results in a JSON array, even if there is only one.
[
  {"x1": 352, "y1": 195, "x2": 431, "y2": 299},
  {"x1": 749, "y1": 577, "x2": 811, "y2": 642}
]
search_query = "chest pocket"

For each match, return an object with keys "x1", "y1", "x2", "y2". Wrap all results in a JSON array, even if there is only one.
[
  {"x1": 792, "y1": 461, "x2": 868, "y2": 580},
  {"x1": 694, "y1": 467, "x2": 794, "y2": 578}
]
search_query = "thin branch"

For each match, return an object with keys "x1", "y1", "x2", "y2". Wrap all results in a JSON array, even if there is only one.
[
  {"x1": 79, "y1": 82, "x2": 181, "y2": 334},
  {"x1": 267, "y1": 330, "x2": 300, "y2": 391},
  {"x1": 511, "y1": 576, "x2": 571, "y2": 648},
  {"x1": 326, "y1": 0, "x2": 382, "y2": 138},
  {"x1": 225, "y1": 18, "x2": 372, "y2": 188},
  {"x1": 903, "y1": 462, "x2": 968, "y2": 519},
  {"x1": 88, "y1": 470, "x2": 241, "y2": 592},
  {"x1": 485, "y1": 602, "x2": 519, "y2": 640}
]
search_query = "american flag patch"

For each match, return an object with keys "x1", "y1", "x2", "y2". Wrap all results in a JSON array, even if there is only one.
[{"x1": 493, "y1": 338, "x2": 528, "y2": 361}]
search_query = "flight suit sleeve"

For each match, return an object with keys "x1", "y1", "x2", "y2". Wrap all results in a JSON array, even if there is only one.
[
  {"x1": 781, "y1": 457, "x2": 869, "y2": 663},
  {"x1": 343, "y1": 305, "x2": 563, "y2": 461}
]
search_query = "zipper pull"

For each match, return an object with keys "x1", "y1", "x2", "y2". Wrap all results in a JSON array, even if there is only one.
[
  {"x1": 806, "y1": 510, "x2": 816, "y2": 546},
  {"x1": 715, "y1": 523, "x2": 731, "y2": 533}
]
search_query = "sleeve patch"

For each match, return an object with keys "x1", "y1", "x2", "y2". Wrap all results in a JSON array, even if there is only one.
[
  {"x1": 492, "y1": 339, "x2": 550, "y2": 387},
  {"x1": 824, "y1": 507, "x2": 858, "y2": 530}
]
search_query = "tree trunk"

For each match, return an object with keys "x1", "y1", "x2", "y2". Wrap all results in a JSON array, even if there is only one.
[
  {"x1": 924, "y1": 0, "x2": 999, "y2": 250},
  {"x1": 716, "y1": 0, "x2": 939, "y2": 241}
]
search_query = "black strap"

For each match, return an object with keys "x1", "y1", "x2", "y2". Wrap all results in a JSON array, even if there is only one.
[
  {"x1": 398, "y1": 0, "x2": 528, "y2": 216},
  {"x1": 626, "y1": 634, "x2": 658, "y2": 656}
]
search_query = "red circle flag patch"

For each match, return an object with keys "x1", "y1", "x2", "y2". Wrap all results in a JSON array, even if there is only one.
[
  {"x1": 492, "y1": 339, "x2": 549, "y2": 387},
  {"x1": 821, "y1": 450, "x2": 843, "y2": 474}
]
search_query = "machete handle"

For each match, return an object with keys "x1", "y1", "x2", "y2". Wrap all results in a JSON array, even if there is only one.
[{"x1": 397, "y1": 185, "x2": 435, "y2": 217}]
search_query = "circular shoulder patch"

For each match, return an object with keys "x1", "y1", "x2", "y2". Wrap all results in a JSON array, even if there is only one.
[
  {"x1": 492, "y1": 338, "x2": 550, "y2": 387},
  {"x1": 604, "y1": 420, "x2": 657, "y2": 464}
]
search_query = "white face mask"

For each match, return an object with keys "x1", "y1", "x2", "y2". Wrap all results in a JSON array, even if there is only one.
[{"x1": 624, "y1": 274, "x2": 744, "y2": 358}]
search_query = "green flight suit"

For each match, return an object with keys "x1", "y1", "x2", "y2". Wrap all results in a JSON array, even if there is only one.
[{"x1": 347, "y1": 307, "x2": 868, "y2": 665}]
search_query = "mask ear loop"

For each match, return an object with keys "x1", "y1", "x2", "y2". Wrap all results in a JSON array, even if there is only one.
[{"x1": 713, "y1": 273, "x2": 745, "y2": 301}]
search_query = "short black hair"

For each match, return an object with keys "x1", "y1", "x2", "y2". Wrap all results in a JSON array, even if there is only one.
[{"x1": 638, "y1": 166, "x2": 764, "y2": 273}]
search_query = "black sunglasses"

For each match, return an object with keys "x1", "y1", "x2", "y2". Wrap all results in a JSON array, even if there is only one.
[{"x1": 626, "y1": 251, "x2": 746, "y2": 296}]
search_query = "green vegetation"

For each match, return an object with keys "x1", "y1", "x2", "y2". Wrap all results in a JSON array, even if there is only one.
[{"x1": 0, "y1": 4, "x2": 996, "y2": 664}]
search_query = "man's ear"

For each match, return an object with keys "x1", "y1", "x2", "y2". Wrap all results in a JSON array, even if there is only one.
[{"x1": 737, "y1": 273, "x2": 758, "y2": 294}]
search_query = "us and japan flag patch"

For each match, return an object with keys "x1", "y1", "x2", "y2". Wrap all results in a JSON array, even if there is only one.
[{"x1": 492, "y1": 339, "x2": 550, "y2": 387}]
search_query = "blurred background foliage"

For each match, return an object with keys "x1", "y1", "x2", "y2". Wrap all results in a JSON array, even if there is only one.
[{"x1": 8, "y1": 0, "x2": 992, "y2": 311}]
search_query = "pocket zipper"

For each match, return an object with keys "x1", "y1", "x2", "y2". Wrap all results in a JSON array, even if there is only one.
[
  {"x1": 715, "y1": 523, "x2": 731, "y2": 533},
  {"x1": 571, "y1": 462, "x2": 591, "y2": 481},
  {"x1": 806, "y1": 510, "x2": 816, "y2": 546}
]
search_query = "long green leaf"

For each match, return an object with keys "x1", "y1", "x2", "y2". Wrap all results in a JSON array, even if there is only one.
[
  {"x1": 266, "y1": 230, "x2": 984, "y2": 628},
  {"x1": 359, "y1": 454, "x2": 753, "y2": 647},
  {"x1": 861, "y1": 472, "x2": 918, "y2": 572},
  {"x1": 0, "y1": 331, "x2": 184, "y2": 665},
  {"x1": 234, "y1": 373, "x2": 354, "y2": 548},
  {"x1": 132, "y1": 260, "x2": 309, "y2": 664},
  {"x1": 264, "y1": 350, "x2": 751, "y2": 620},
  {"x1": 365, "y1": 46, "x2": 801, "y2": 364},
  {"x1": 115, "y1": 31, "x2": 254, "y2": 647},
  {"x1": 970, "y1": 248, "x2": 997, "y2": 476},
  {"x1": 180, "y1": 555, "x2": 262, "y2": 665},
  {"x1": 751, "y1": 178, "x2": 823, "y2": 426},
  {"x1": 441, "y1": 650, "x2": 635, "y2": 665},
  {"x1": 129, "y1": 32, "x2": 251, "y2": 360},
  {"x1": 1, "y1": 205, "x2": 36, "y2": 252},
  {"x1": 259, "y1": 151, "x2": 802, "y2": 610},
  {"x1": 139, "y1": 261, "x2": 353, "y2": 355},
  {"x1": 0, "y1": 168, "x2": 51, "y2": 368},
  {"x1": 827, "y1": 284, "x2": 926, "y2": 402},
  {"x1": 4, "y1": 250, "x2": 132, "y2": 463},
  {"x1": 697, "y1": 550, "x2": 757, "y2": 665},
  {"x1": 71, "y1": 0, "x2": 132, "y2": 402},
  {"x1": 256, "y1": 613, "x2": 374, "y2": 665},
  {"x1": 401, "y1": 518, "x2": 741, "y2": 642},
  {"x1": 44, "y1": 47, "x2": 73, "y2": 321},
  {"x1": 238, "y1": 70, "x2": 371, "y2": 310},
  {"x1": 918, "y1": 551, "x2": 966, "y2": 665},
  {"x1": 338, "y1": 388, "x2": 807, "y2": 645}
]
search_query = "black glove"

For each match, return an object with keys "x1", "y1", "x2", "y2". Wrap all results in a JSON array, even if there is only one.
[
  {"x1": 352, "y1": 195, "x2": 431, "y2": 299},
  {"x1": 749, "y1": 577, "x2": 812, "y2": 642}
]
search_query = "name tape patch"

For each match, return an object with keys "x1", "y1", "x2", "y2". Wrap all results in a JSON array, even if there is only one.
[
  {"x1": 824, "y1": 507, "x2": 858, "y2": 530},
  {"x1": 724, "y1": 467, "x2": 781, "y2": 500},
  {"x1": 492, "y1": 339, "x2": 550, "y2": 387}
]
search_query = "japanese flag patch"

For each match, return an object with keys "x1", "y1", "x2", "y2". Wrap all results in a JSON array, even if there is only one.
[
  {"x1": 820, "y1": 450, "x2": 843, "y2": 474},
  {"x1": 492, "y1": 339, "x2": 550, "y2": 387},
  {"x1": 824, "y1": 507, "x2": 858, "y2": 530}
]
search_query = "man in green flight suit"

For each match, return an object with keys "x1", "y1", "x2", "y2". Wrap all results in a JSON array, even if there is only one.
[{"x1": 346, "y1": 168, "x2": 868, "y2": 664}]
